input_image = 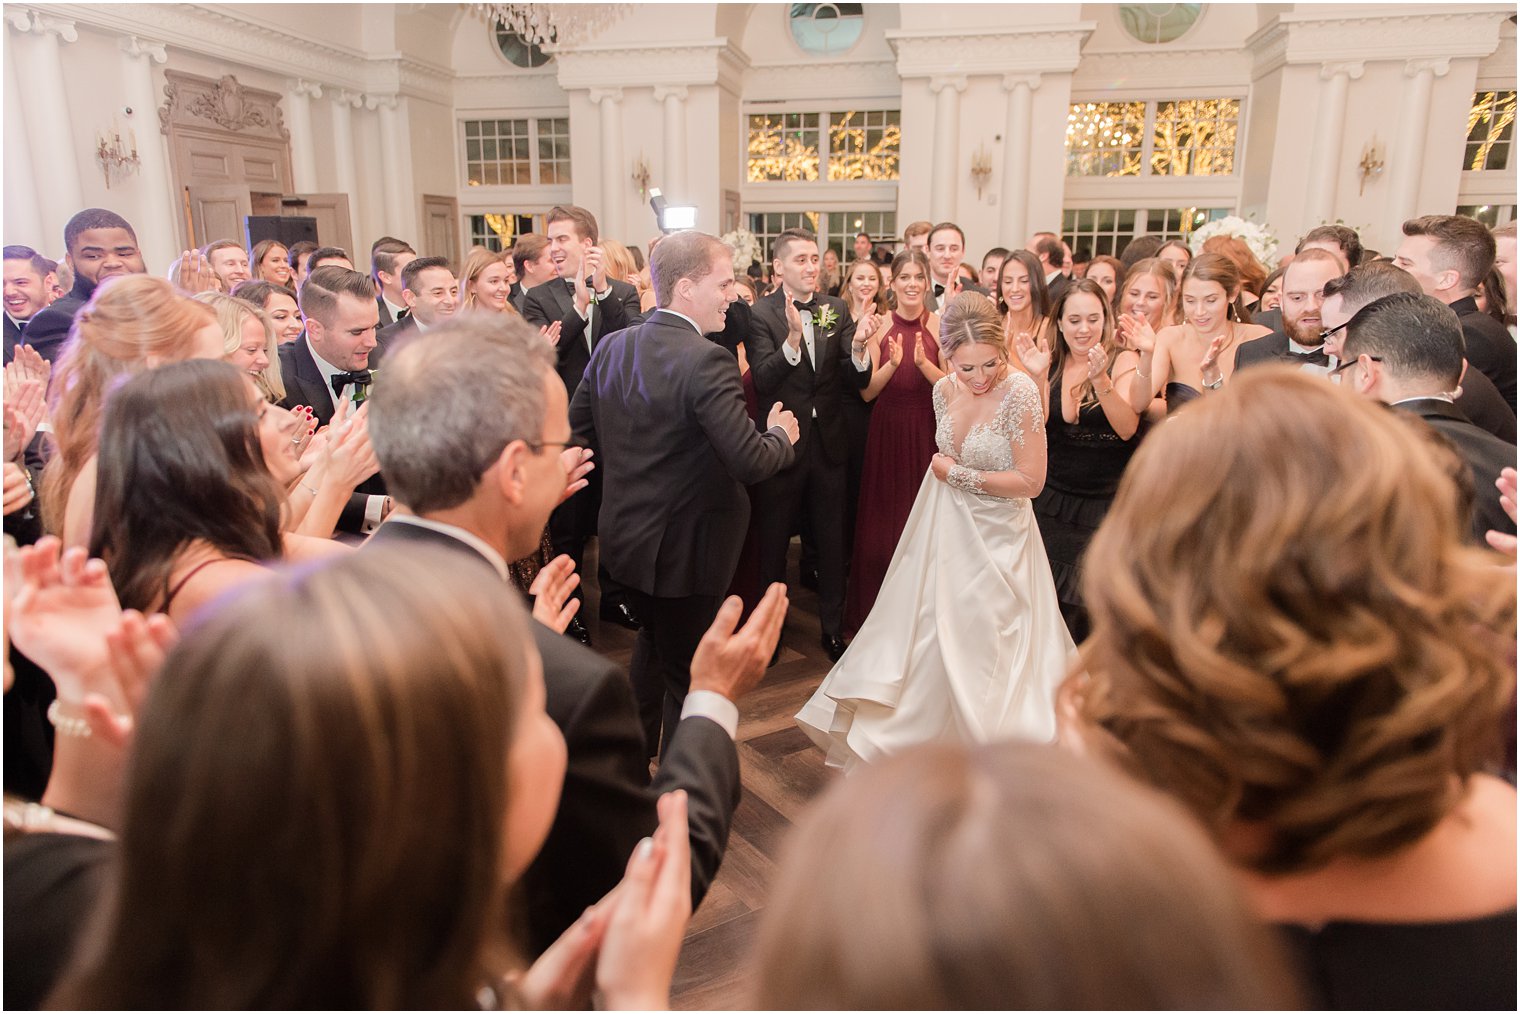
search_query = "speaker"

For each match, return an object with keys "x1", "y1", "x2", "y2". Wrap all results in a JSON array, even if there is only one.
[{"x1": 245, "y1": 216, "x2": 318, "y2": 248}]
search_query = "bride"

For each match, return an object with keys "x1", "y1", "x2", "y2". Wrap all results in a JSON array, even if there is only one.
[{"x1": 797, "y1": 293, "x2": 1076, "y2": 771}]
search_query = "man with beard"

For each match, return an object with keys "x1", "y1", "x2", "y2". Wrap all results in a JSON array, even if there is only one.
[{"x1": 1232, "y1": 248, "x2": 1346, "y2": 374}]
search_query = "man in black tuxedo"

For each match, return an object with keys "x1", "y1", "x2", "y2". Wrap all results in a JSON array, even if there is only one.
[
  {"x1": 369, "y1": 237, "x2": 416, "y2": 328},
  {"x1": 744, "y1": 227, "x2": 858, "y2": 661},
  {"x1": 3, "y1": 246, "x2": 55, "y2": 363},
  {"x1": 365, "y1": 311, "x2": 786, "y2": 954},
  {"x1": 523, "y1": 206, "x2": 644, "y2": 639},
  {"x1": 573, "y1": 230, "x2": 798, "y2": 755},
  {"x1": 21, "y1": 208, "x2": 146, "y2": 363},
  {"x1": 375, "y1": 255, "x2": 458, "y2": 352},
  {"x1": 1395, "y1": 214, "x2": 1517, "y2": 410},
  {"x1": 511, "y1": 232, "x2": 558, "y2": 314},
  {"x1": 278, "y1": 266, "x2": 389, "y2": 533},
  {"x1": 923, "y1": 222, "x2": 988, "y2": 313},
  {"x1": 1233, "y1": 248, "x2": 1345, "y2": 375},
  {"x1": 1320, "y1": 262, "x2": 1515, "y2": 443},
  {"x1": 1341, "y1": 292, "x2": 1516, "y2": 544}
]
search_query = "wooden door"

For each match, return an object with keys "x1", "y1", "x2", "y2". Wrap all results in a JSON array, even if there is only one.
[
  {"x1": 281, "y1": 194, "x2": 354, "y2": 254},
  {"x1": 185, "y1": 184, "x2": 252, "y2": 247},
  {"x1": 421, "y1": 194, "x2": 460, "y2": 265}
]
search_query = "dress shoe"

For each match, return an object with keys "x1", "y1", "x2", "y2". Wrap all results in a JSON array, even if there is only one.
[
  {"x1": 566, "y1": 615, "x2": 592, "y2": 646},
  {"x1": 599, "y1": 598, "x2": 643, "y2": 631},
  {"x1": 821, "y1": 633, "x2": 846, "y2": 662}
]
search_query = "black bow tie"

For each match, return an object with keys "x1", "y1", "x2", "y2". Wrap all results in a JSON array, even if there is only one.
[
  {"x1": 792, "y1": 298, "x2": 817, "y2": 315},
  {"x1": 1287, "y1": 348, "x2": 1330, "y2": 367},
  {"x1": 933, "y1": 283, "x2": 946, "y2": 297},
  {"x1": 331, "y1": 369, "x2": 372, "y2": 396}
]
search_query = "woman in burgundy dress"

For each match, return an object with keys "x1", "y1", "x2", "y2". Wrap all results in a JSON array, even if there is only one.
[{"x1": 844, "y1": 249, "x2": 943, "y2": 635}]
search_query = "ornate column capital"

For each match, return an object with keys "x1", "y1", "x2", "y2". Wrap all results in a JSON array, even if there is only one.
[
  {"x1": 332, "y1": 88, "x2": 364, "y2": 108},
  {"x1": 929, "y1": 74, "x2": 967, "y2": 95},
  {"x1": 1001, "y1": 73, "x2": 1042, "y2": 93},
  {"x1": 588, "y1": 87, "x2": 624, "y2": 106},
  {"x1": 8, "y1": 11, "x2": 77, "y2": 42},
  {"x1": 289, "y1": 78, "x2": 324, "y2": 100},
  {"x1": 652, "y1": 84, "x2": 688, "y2": 103},
  {"x1": 1319, "y1": 60, "x2": 1365, "y2": 81},
  {"x1": 120, "y1": 35, "x2": 167, "y2": 64},
  {"x1": 364, "y1": 92, "x2": 399, "y2": 112},
  {"x1": 1404, "y1": 57, "x2": 1450, "y2": 79}
]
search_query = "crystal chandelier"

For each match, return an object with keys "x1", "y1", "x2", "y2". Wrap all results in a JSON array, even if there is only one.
[{"x1": 474, "y1": 3, "x2": 632, "y2": 47}]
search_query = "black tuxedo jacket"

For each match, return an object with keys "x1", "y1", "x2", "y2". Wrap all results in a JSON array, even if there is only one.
[
  {"x1": 628, "y1": 295, "x2": 752, "y2": 359},
  {"x1": 1455, "y1": 365, "x2": 1517, "y2": 443},
  {"x1": 926, "y1": 279, "x2": 989, "y2": 314},
  {"x1": 509, "y1": 281, "x2": 527, "y2": 313},
  {"x1": 744, "y1": 288, "x2": 859, "y2": 464},
  {"x1": 4, "y1": 314, "x2": 22, "y2": 364},
  {"x1": 571, "y1": 309, "x2": 794, "y2": 597},
  {"x1": 376, "y1": 314, "x2": 418, "y2": 364},
  {"x1": 375, "y1": 294, "x2": 407, "y2": 329},
  {"x1": 1450, "y1": 295, "x2": 1517, "y2": 410},
  {"x1": 521, "y1": 276, "x2": 640, "y2": 396},
  {"x1": 19, "y1": 275, "x2": 99, "y2": 364},
  {"x1": 362, "y1": 519, "x2": 741, "y2": 953},
  {"x1": 1232, "y1": 331, "x2": 1330, "y2": 372},
  {"x1": 276, "y1": 336, "x2": 387, "y2": 531},
  {"x1": 1252, "y1": 306, "x2": 1284, "y2": 334},
  {"x1": 1393, "y1": 397, "x2": 1517, "y2": 544}
]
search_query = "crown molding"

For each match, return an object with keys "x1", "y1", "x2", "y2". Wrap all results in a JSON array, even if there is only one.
[
  {"x1": 886, "y1": 24, "x2": 1097, "y2": 77},
  {"x1": 1246, "y1": 7, "x2": 1508, "y2": 75},
  {"x1": 1074, "y1": 47, "x2": 1250, "y2": 91},
  {"x1": 552, "y1": 37, "x2": 751, "y2": 94},
  {"x1": 744, "y1": 59, "x2": 899, "y2": 101}
]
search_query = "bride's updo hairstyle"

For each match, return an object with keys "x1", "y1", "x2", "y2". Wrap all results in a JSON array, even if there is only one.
[
  {"x1": 1077, "y1": 369, "x2": 1515, "y2": 875},
  {"x1": 753, "y1": 742, "x2": 1297, "y2": 1009},
  {"x1": 937, "y1": 291, "x2": 1005, "y2": 361}
]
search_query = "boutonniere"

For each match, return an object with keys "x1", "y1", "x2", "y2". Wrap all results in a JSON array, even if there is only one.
[{"x1": 815, "y1": 304, "x2": 839, "y2": 333}]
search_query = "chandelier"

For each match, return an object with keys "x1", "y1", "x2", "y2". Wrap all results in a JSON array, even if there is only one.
[{"x1": 474, "y1": 3, "x2": 632, "y2": 48}]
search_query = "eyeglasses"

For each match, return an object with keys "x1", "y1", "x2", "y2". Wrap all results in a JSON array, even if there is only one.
[
  {"x1": 525, "y1": 440, "x2": 574, "y2": 455},
  {"x1": 1318, "y1": 320, "x2": 1350, "y2": 344},
  {"x1": 1330, "y1": 354, "x2": 1382, "y2": 378}
]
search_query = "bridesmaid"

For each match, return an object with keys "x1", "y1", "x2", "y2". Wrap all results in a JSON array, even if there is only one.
[
  {"x1": 839, "y1": 258, "x2": 887, "y2": 565},
  {"x1": 1035, "y1": 278, "x2": 1141, "y2": 643},
  {"x1": 843, "y1": 249, "x2": 943, "y2": 635}
]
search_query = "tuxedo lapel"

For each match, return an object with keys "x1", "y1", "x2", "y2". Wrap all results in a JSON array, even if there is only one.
[{"x1": 292, "y1": 337, "x2": 336, "y2": 421}]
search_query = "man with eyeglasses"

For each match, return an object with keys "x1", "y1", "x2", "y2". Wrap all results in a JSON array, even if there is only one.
[
  {"x1": 1338, "y1": 291, "x2": 1515, "y2": 544},
  {"x1": 1322, "y1": 262, "x2": 1515, "y2": 443},
  {"x1": 1233, "y1": 248, "x2": 1346, "y2": 375}
]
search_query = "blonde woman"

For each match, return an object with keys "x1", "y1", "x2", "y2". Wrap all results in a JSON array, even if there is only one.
[
  {"x1": 193, "y1": 290, "x2": 286, "y2": 402},
  {"x1": 463, "y1": 247, "x2": 562, "y2": 346},
  {"x1": 798, "y1": 292, "x2": 1074, "y2": 770}
]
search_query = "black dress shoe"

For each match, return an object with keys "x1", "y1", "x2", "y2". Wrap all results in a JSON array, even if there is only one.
[
  {"x1": 599, "y1": 598, "x2": 643, "y2": 631},
  {"x1": 821, "y1": 634, "x2": 846, "y2": 662},
  {"x1": 566, "y1": 615, "x2": 592, "y2": 646}
]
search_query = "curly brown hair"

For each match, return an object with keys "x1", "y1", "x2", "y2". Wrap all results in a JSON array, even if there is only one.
[{"x1": 1077, "y1": 368, "x2": 1515, "y2": 874}]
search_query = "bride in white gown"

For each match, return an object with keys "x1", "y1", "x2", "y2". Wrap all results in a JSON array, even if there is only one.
[{"x1": 797, "y1": 292, "x2": 1076, "y2": 771}]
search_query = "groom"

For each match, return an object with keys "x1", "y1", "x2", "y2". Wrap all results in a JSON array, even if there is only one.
[{"x1": 570, "y1": 230, "x2": 799, "y2": 756}]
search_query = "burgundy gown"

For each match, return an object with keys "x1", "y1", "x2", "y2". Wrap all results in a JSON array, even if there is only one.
[{"x1": 844, "y1": 310, "x2": 940, "y2": 635}]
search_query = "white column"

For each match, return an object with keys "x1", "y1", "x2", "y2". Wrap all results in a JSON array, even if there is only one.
[
  {"x1": 368, "y1": 93, "x2": 415, "y2": 240},
  {"x1": 1303, "y1": 61, "x2": 1363, "y2": 227},
  {"x1": 591, "y1": 88, "x2": 626, "y2": 236},
  {"x1": 654, "y1": 85, "x2": 688, "y2": 202},
  {"x1": 330, "y1": 89, "x2": 362, "y2": 220},
  {"x1": 120, "y1": 36, "x2": 177, "y2": 269},
  {"x1": 999, "y1": 74, "x2": 1040, "y2": 247},
  {"x1": 929, "y1": 75, "x2": 966, "y2": 225},
  {"x1": 3, "y1": 32, "x2": 45, "y2": 251},
  {"x1": 1388, "y1": 58, "x2": 1450, "y2": 228},
  {"x1": 284, "y1": 79, "x2": 322, "y2": 193},
  {"x1": 7, "y1": 11, "x2": 83, "y2": 251}
]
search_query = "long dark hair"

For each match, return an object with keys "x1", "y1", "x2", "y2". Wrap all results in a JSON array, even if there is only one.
[
  {"x1": 88, "y1": 360, "x2": 284, "y2": 612},
  {"x1": 995, "y1": 249, "x2": 1050, "y2": 321},
  {"x1": 1046, "y1": 277, "x2": 1119, "y2": 411}
]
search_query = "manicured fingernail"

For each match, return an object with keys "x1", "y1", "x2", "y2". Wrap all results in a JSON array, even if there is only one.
[{"x1": 636, "y1": 837, "x2": 655, "y2": 860}]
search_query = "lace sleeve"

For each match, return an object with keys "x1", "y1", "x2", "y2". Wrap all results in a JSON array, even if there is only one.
[
  {"x1": 933, "y1": 375, "x2": 955, "y2": 457},
  {"x1": 995, "y1": 372, "x2": 1044, "y2": 447},
  {"x1": 946, "y1": 464, "x2": 985, "y2": 494}
]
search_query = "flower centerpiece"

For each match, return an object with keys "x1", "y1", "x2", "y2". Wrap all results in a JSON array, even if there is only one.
[
  {"x1": 719, "y1": 228, "x2": 762, "y2": 274},
  {"x1": 1187, "y1": 215, "x2": 1280, "y2": 266}
]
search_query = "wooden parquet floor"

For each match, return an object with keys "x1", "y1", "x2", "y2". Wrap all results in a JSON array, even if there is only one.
[{"x1": 581, "y1": 544, "x2": 838, "y2": 1011}]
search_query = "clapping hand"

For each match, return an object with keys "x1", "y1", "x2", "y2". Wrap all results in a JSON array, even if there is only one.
[
  {"x1": 1116, "y1": 311, "x2": 1156, "y2": 354},
  {"x1": 541, "y1": 321, "x2": 563, "y2": 347},
  {"x1": 1012, "y1": 331, "x2": 1051, "y2": 378},
  {"x1": 528, "y1": 555, "x2": 582, "y2": 633},
  {"x1": 94, "y1": 609, "x2": 179, "y2": 747},
  {"x1": 783, "y1": 297, "x2": 805, "y2": 350},
  {"x1": 1199, "y1": 335, "x2": 1227, "y2": 389},
  {"x1": 558, "y1": 446, "x2": 595, "y2": 505},
  {"x1": 1085, "y1": 345, "x2": 1108, "y2": 381},
  {"x1": 3, "y1": 462, "x2": 32, "y2": 515},
  {"x1": 887, "y1": 336, "x2": 903, "y2": 368},
  {"x1": 585, "y1": 246, "x2": 607, "y2": 293},
  {"x1": 323, "y1": 411, "x2": 380, "y2": 489},
  {"x1": 5, "y1": 344, "x2": 51, "y2": 394},
  {"x1": 3, "y1": 378, "x2": 45, "y2": 461},
  {"x1": 9, "y1": 537, "x2": 123, "y2": 701},
  {"x1": 911, "y1": 334, "x2": 928, "y2": 370},
  {"x1": 689, "y1": 582, "x2": 789, "y2": 702},
  {"x1": 1485, "y1": 467, "x2": 1518, "y2": 560},
  {"x1": 572, "y1": 260, "x2": 592, "y2": 315},
  {"x1": 766, "y1": 402, "x2": 800, "y2": 445}
]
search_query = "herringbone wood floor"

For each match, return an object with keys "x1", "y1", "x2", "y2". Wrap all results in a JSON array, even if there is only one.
[{"x1": 582, "y1": 545, "x2": 838, "y2": 1010}]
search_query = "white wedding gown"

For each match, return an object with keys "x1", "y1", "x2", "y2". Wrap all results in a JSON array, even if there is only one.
[{"x1": 796, "y1": 371, "x2": 1076, "y2": 772}]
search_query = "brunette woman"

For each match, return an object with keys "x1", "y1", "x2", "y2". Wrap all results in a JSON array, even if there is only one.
[
  {"x1": 249, "y1": 238, "x2": 293, "y2": 288},
  {"x1": 232, "y1": 280, "x2": 305, "y2": 344}
]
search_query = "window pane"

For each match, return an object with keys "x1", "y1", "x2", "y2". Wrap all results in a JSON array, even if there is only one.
[
  {"x1": 1465, "y1": 91, "x2": 1516, "y2": 172},
  {"x1": 748, "y1": 113, "x2": 821, "y2": 182},
  {"x1": 1150, "y1": 98, "x2": 1239, "y2": 176},
  {"x1": 1065, "y1": 101, "x2": 1145, "y2": 177},
  {"x1": 827, "y1": 109, "x2": 901, "y2": 181}
]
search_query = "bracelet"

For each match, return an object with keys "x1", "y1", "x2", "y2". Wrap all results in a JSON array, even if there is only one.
[
  {"x1": 1203, "y1": 377, "x2": 1224, "y2": 391},
  {"x1": 301, "y1": 482, "x2": 319, "y2": 496},
  {"x1": 1135, "y1": 366, "x2": 1150, "y2": 380}
]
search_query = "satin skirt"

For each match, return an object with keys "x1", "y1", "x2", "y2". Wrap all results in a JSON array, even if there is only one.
[{"x1": 796, "y1": 471, "x2": 1076, "y2": 772}]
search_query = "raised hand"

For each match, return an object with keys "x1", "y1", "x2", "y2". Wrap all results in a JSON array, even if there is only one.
[
  {"x1": 1085, "y1": 345, "x2": 1108, "y2": 381},
  {"x1": 3, "y1": 462, "x2": 33, "y2": 516},
  {"x1": 557, "y1": 446, "x2": 595, "y2": 505},
  {"x1": 1116, "y1": 311, "x2": 1157, "y2": 354},
  {"x1": 4, "y1": 378, "x2": 46, "y2": 460},
  {"x1": 911, "y1": 333, "x2": 927, "y2": 369},
  {"x1": 93, "y1": 610, "x2": 179, "y2": 747},
  {"x1": 689, "y1": 583, "x2": 788, "y2": 702},
  {"x1": 1485, "y1": 467, "x2": 1518, "y2": 560},
  {"x1": 6, "y1": 344, "x2": 51, "y2": 393},
  {"x1": 541, "y1": 321, "x2": 563, "y2": 347},
  {"x1": 173, "y1": 249, "x2": 219, "y2": 294},
  {"x1": 324, "y1": 413, "x2": 381, "y2": 489},
  {"x1": 887, "y1": 336, "x2": 903, "y2": 367},
  {"x1": 1012, "y1": 330, "x2": 1051, "y2": 378},
  {"x1": 783, "y1": 296, "x2": 804, "y2": 351},
  {"x1": 766, "y1": 402, "x2": 800, "y2": 444},
  {"x1": 9, "y1": 536, "x2": 124, "y2": 698},
  {"x1": 572, "y1": 260, "x2": 592, "y2": 315},
  {"x1": 585, "y1": 245, "x2": 607, "y2": 292},
  {"x1": 1199, "y1": 334, "x2": 1227, "y2": 389},
  {"x1": 528, "y1": 555, "x2": 582, "y2": 634}
]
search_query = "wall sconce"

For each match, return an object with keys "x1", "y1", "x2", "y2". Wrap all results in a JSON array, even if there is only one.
[
  {"x1": 631, "y1": 153, "x2": 652, "y2": 200},
  {"x1": 970, "y1": 144, "x2": 993, "y2": 199},
  {"x1": 96, "y1": 117, "x2": 141, "y2": 189},
  {"x1": 1357, "y1": 138, "x2": 1384, "y2": 196}
]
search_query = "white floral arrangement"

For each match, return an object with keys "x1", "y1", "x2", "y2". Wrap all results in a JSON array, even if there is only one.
[
  {"x1": 1187, "y1": 215, "x2": 1280, "y2": 266},
  {"x1": 719, "y1": 228, "x2": 762, "y2": 273}
]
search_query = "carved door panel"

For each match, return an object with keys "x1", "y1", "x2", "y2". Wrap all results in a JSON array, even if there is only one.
[
  {"x1": 281, "y1": 194, "x2": 353, "y2": 254},
  {"x1": 185, "y1": 184, "x2": 252, "y2": 247},
  {"x1": 421, "y1": 194, "x2": 460, "y2": 264}
]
